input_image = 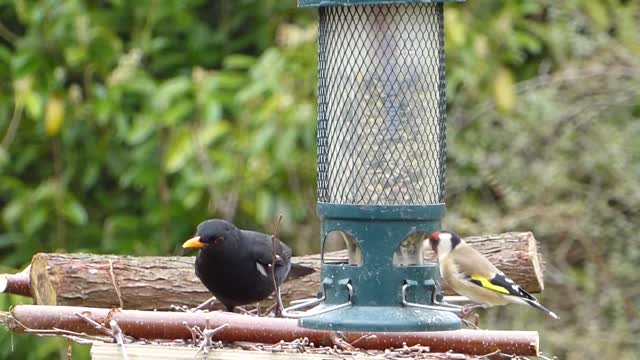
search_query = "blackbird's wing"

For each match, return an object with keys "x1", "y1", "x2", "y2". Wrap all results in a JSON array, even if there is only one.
[
  {"x1": 243, "y1": 230, "x2": 292, "y2": 264},
  {"x1": 243, "y1": 230, "x2": 292, "y2": 284}
]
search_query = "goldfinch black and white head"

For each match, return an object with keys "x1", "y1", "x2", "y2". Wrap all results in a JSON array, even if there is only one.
[{"x1": 428, "y1": 230, "x2": 461, "y2": 260}]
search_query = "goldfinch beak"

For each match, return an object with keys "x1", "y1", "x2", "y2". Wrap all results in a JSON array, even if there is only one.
[{"x1": 182, "y1": 236, "x2": 204, "y2": 249}]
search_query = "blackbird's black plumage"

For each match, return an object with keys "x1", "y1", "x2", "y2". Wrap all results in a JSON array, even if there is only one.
[{"x1": 183, "y1": 219, "x2": 314, "y2": 312}]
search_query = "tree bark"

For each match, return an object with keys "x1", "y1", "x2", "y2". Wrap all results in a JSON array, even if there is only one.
[
  {"x1": 17, "y1": 232, "x2": 543, "y2": 310},
  {"x1": 1, "y1": 305, "x2": 540, "y2": 356},
  {"x1": 0, "y1": 266, "x2": 31, "y2": 297},
  {"x1": 295, "y1": 231, "x2": 545, "y2": 295}
]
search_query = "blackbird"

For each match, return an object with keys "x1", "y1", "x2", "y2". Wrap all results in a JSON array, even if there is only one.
[{"x1": 182, "y1": 219, "x2": 314, "y2": 312}]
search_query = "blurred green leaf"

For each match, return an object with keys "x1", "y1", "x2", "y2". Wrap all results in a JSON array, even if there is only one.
[
  {"x1": 2, "y1": 199, "x2": 25, "y2": 225},
  {"x1": 23, "y1": 207, "x2": 47, "y2": 235},
  {"x1": 152, "y1": 76, "x2": 191, "y2": 112},
  {"x1": 165, "y1": 129, "x2": 192, "y2": 173},
  {"x1": 128, "y1": 115, "x2": 157, "y2": 145},
  {"x1": 62, "y1": 198, "x2": 88, "y2": 225},
  {"x1": 583, "y1": 1, "x2": 609, "y2": 31},
  {"x1": 162, "y1": 99, "x2": 193, "y2": 126},
  {"x1": 223, "y1": 54, "x2": 256, "y2": 70},
  {"x1": 0, "y1": 147, "x2": 8, "y2": 169}
]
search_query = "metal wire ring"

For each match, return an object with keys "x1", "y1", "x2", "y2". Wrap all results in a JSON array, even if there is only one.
[
  {"x1": 282, "y1": 283, "x2": 353, "y2": 318},
  {"x1": 401, "y1": 283, "x2": 462, "y2": 313}
]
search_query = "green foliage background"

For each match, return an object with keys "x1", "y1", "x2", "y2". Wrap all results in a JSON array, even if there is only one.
[{"x1": 0, "y1": 0, "x2": 639, "y2": 358}]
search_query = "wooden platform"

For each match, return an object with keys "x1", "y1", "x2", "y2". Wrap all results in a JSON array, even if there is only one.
[{"x1": 90, "y1": 342, "x2": 474, "y2": 359}]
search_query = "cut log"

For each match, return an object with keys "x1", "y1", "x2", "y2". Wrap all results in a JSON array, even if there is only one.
[
  {"x1": 12, "y1": 232, "x2": 542, "y2": 310},
  {"x1": 1, "y1": 305, "x2": 540, "y2": 356},
  {"x1": 29, "y1": 254, "x2": 206, "y2": 310},
  {"x1": 298, "y1": 231, "x2": 545, "y2": 294}
]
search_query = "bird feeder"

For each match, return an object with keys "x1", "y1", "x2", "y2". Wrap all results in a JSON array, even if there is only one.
[{"x1": 284, "y1": 0, "x2": 462, "y2": 331}]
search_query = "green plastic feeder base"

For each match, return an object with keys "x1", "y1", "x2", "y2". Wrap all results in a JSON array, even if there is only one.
[
  {"x1": 295, "y1": 203, "x2": 462, "y2": 332},
  {"x1": 300, "y1": 305, "x2": 461, "y2": 332}
]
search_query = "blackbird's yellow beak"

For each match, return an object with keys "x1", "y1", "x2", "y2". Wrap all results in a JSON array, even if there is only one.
[{"x1": 182, "y1": 236, "x2": 204, "y2": 249}]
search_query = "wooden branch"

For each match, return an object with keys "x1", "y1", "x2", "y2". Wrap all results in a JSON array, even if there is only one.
[
  {"x1": 2, "y1": 305, "x2": 539, "y2": 356},
  {"x1": 29, "y1": 254, "x2": 206, "y2": 310},
  {"x1": 3, "y1": 232, "x2": 543, "y2": 310},
  {"x1": 0, "y1": 266, "x2": 31, "y2": 297}
]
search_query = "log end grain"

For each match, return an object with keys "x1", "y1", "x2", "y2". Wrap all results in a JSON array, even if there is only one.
[
  {"x1": 527, "y1": 232, "x2": 545, "y2": 291},
  {"x1": 30, "y1": 253, "x2": 57, "y2": 305}
]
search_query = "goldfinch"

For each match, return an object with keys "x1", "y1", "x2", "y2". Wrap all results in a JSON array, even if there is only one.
[{"x1": 429, "y1": 231, "x2": 559, "y2": 319}]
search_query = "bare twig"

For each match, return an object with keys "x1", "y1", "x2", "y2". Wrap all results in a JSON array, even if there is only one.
[
  {"x1": 538, "y1": 353, "x2": 555, "y2": 360},
  {"x1": 182, "y1": 321, "x2": 199, "y2": 344},
  {"x1": 478, "y1": 349, "x2": 501, "y2": 359},
  {"x1": 235, "y1": 307, "x2": 257, "y2": 316},
  {"x1": 8, "y1": 314, "x2": 106, "y2": 343},
  {"x1": 193, "y1": 323, "x2": 229, "y2": 360},
  {"x1": 75, "y1": 312, "x2": 115, "y2": 338},
  {"x1": 270, "y1": 215, "x2": 284, "y2": 317},
  {"x1": 109, "y1": 260, "x2": 124, "y2": 309},
  {"x1": 263, "y1": 302, "x2": 278, "y2": 317},
  {"x1": 170, "y1": 304, "x2": 190, "y2": 312},
  {"x1": 192, "y1": 296, "x2": 217, "y2": 312},
  {"x1": 330, "y1": 332, "x2": 355, "y2": 351},
  {"x1": 42, "y1": 328, "x2": 104, "y2": 341},
  {"x1": 62, "y1": 335, "x2": 95, "y2": 345},
  {"x1": 349, "y1": 334, "x2": 377, "y2": 348},
  {"x1": 460, "y1": 319, "x2": 481, "y2": 330},
  {"x1": 109, "y1": 320, "x2": 129, "y2": 360}
]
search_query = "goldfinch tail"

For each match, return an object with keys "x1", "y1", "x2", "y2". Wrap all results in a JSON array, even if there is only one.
[{"x1": 523, "y1": 298, "x2": 559, "y2": 319}]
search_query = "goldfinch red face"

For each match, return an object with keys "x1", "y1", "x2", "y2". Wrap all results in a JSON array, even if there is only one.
[
  {"x1": 429, "y1": 231, "x2": 440, "y2": 256},
  {"x1": 429, "y1": 231, "x2": 459, "y2": 260}
]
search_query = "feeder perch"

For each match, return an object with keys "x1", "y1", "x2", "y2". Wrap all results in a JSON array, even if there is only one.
[{"x1": 284, "y1": 0, "x2": 462, "y2": 331}]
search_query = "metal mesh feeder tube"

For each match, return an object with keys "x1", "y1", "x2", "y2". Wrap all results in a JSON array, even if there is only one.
[{"x1": 291, "y1": 0, "x2": 462, "y2": 332}]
